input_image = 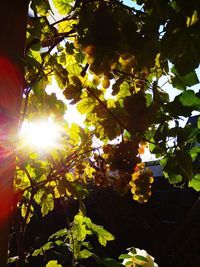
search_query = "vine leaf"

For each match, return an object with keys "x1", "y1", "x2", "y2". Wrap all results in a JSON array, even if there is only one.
[
  {"x1": 41, "y1": 193, "x2": 54, "y2": 216},
  {"x1": 79, "y1": 249, "x2": 93, "y2": 259},
  {"x1": 77, "y1": 97, "x2": 96, "y2": 115},
  {"x1": 176, "y1": 150, "x2": 193, "y2": 181},
  {"x1": 171, "y1": 68, "x2": 199, "y2": 90},
  {"x1": 189, "y1": 174, "x2": 200, "y2": 191},
  {"x1": 45, "y1": 260, "x2": 62, "y2": 267},
  {"x1": 179, "y1": 90, "x2": 200, "y2": 107},
  {"x1": 52, "y1": 0, "x2": 73, "y2": 15},
  {"x1": 32, "y1": 241, "x2": 54, "y2": 256}
]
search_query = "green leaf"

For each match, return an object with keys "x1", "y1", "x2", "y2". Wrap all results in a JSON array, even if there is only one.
[
  {"x1": 164, "y1": 95, "x2": 194, "y2": 117},
  {"x1": 125, "y1": 260, "x2": 133, "y2": 266},
  {"x1": 31, "y1": 0, "x2": 52, "y2": 16},
  {"x1": 73, "y1": 214, "x2": 92, "y2": 241},
  {"x1": 52, "y1": 0, "x2": 73, "y2": 15},
  {"x1": 169, "y1": 173, "x2": 182, "y2": 184},
  {"x1": 46, "y1": 260, "x2": 62, "y2": 267},
  {"x1": 119, "y1": 254, "x2": 133, "y2": 260},
  {"x1": 7, "y1": 256, "x2": 18, "y2": 264},
  {"x1": 116, "y1": 80, "x2": 131, "y2": 100},
  {"x1": 82, "y1": 241, "x2": 93, "y2": 250},
  {"x1": 171, "y1": 68, "x2": 199, "y2": 90},
  {"x1": 163, "y1": 156, "x2": 182, "y2": 183},
  {"x1": 41, "y1": 193, "x2": 54, "y2": 216},
  {"x1": 179, "y1": 90, "x2": 200, "y2": 107},
  {"x1": 127, "y1": 247, "x2": 137, "y2": 255},
  {"x1": 92, "y1": 225, "x2": 115, "y2": 247},
  {"x1": 135, "y1": 255, "x2": 148, "y2": 262},
  {"x1": 69, "y1": 123, "x2": 81, "y2": 144},
  {"x1": 145, "y1": 93, "x2": 152, "y2": 107},
  {"x1": 176, "y1": 150, "x2": 193, "y2": 181},
  {"x1": 77, "y1": 97, "x2": 96, "y2": 114},
  {"x1": 32, "y1": 242, "x2": 53, "y2": 256},
  {"x1": 79, "y1": 249, "x2": 93, "y2": 259},
  {"x1": 162, "y1": 26, "x2": 200, "y2": 75},
  {"x1": 21, "y1": 203, "x2": 34, "y2": 224},
  {"x1": 49, "y1": 228, "x2": 68, "y2": 240},
  {"x1": 34, "y1": 189, "x2": 44, "y2": 205},
  {"x1": 102, "y1": 258, "x2": 122, "y2": 267},
  {"x1": 189, "y1": 146, "x2": 200, "y2": 155},
  {"x1": 189, "y1": 173, "x2": 200, "y2": 191}
]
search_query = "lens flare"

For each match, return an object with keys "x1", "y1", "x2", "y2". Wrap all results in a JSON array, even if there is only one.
[{"x1": 20, "y1": 118, "x2": 61, "y2": 151}]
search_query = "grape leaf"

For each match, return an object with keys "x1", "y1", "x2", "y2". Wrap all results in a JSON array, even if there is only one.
[
  {"x1": 46, "y1": 260, "x2": 62, "y2": 267},
  {"x1": 41, "y1": 193, "x2": 54, "y2": 216},
  {"x1": 52, "y1": 0, "x2": 73, "y2": 15},
  {"x1": 189, "y1": 174, "x2": 200, "y2": 191}
]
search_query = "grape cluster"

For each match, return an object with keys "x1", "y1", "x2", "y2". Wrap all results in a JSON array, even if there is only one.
[
  {"x1": 113, "y1": 173, "x2": 132, "y2": 195},
  {"x1": 76, "y1": 1, "x2": 144, "y2": 77},
  {"x1": 130, "y1": 165, "x2": 154, "y2": 204},
  {"x1": 103, "y1": 141, "x2": 141, "y2": 174},
  {"x1": 124, "y1": 92, "x2": 150, "y2": 135},
  {"x1": 92, "y1": 155, "x2": 111, "y2": 188}
]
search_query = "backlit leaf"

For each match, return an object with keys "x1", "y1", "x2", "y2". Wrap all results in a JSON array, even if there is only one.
[
  {"x1": 92, "y1": 225, "x2": 115, "y2": 247},
  {"x1": 41, "y1": 193, "x2": 54, "y2": 216},
  {"x1": 32, "y1": 242, "x2": 53, "y2": 256},
  {"x1": 52, "y1": 0, "x2": 73, "y2": 15},
  {"x1": 46, "y1": 260, "x2": 62, "y2": 267},
  {"x1": 77, "y1": 97, "x2": 96, "y2": 114},
  {"x1": 79, "y1": 249, "x2": 93, "y2": 259},
  {"x1": 189, "y1": 174, "x2": 200, "y2": 191}
]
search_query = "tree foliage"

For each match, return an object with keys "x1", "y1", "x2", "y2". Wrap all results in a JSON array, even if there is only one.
[{"x1": 7, "y1": 0, "x2": 200, "y2": 265}]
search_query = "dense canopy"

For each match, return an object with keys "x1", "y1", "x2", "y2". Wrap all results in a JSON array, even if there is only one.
[{"x1": 0, "y1": 0, "x2": 200, "y2": 266}]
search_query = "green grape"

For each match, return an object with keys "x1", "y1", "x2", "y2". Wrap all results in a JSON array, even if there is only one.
[
  {"x1": 102, "y1": 77, "x2": 110, "y2": 89},
  {"x1": 130, "y1": 168, "x2": 154, "y2": 204},
  {"x1": 107, "y1": 141, "x2": 139, "y2": 173}
]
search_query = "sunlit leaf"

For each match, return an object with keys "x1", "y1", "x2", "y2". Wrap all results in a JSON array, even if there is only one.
[
  {"x1": 119, "y1": 254, "x2": 133, "y2": 260},
  {"x1": 32, "y1": 242, "x2": 54, "y2": 256},
  {"x1": 189, "y1": 174, "x2": 200, "y2": 191},
  {"x1": 79, "y1": 249, "x2": 93, "y2": 259},
  {"x1": 52, "y1": 0, "x2": 73, "y2": 14},
  {"x1": 77, "y1": 97, "x2": 96, "y2": 114},
  {"x1": 41, "y1": 193, "x2": 54, "y2": 216},
  {"x1": 21, "y1": 203, "x2": 34, "y2": 224},
  {"x1": 46, "y1": 260, "x2": 62, "y2": 267},
  {"x1": 92, "y1": 224, "x2": 115, "y2": 247},
  {"x1": 31, "y1": 0, "x2": 52, "y2": 16},
  {"x1": 69, "y1": 123, "x2": 81, "y2": 144},
  {"x1": 49, "y1": 228, "x2": 68, "y2": 240}
]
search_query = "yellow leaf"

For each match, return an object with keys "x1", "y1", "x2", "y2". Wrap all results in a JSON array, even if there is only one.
[
  {"x1": 186, "y1": 10, "x2": 198, "y2": 27},
  {"x1": 46, "y1": 260, "x2": 62, "y2": 267}
]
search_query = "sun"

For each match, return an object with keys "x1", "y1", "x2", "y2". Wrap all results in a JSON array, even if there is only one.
[{"x1": 20, "y1": 118, "x2": 62, "y2": 150}]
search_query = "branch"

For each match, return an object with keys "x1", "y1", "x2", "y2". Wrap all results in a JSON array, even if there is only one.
[
  {"x1": 51, "y1": 12, "x2": 77, "y2": 26},
  {"x1": 113, "y1": 68, "x2": 150, "y2": 84}
]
